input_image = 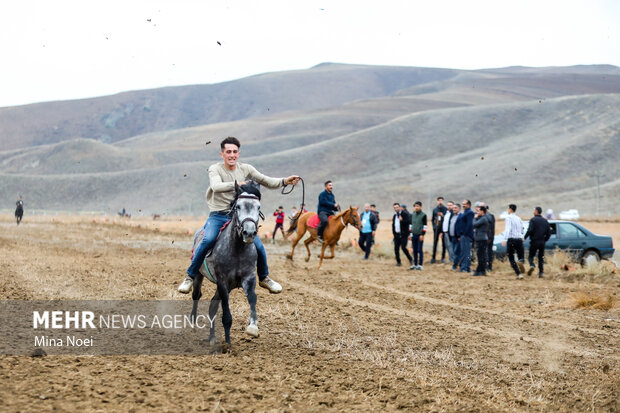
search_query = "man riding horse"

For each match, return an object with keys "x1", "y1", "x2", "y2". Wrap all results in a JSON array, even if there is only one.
[
  {"x1": 317, "y1": 180, "x2": 339, "y2": 243},
  {"x1": 178, "y1": 137, "x2": 300, "y2": 294}
]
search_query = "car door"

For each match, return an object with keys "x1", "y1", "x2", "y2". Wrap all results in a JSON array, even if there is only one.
[
  {"x1": 557, "y1": 222, "x2": 588, "y2": 258},
  {"x1": 545, "y1": 223, "x2": 559, "y2": 252}
]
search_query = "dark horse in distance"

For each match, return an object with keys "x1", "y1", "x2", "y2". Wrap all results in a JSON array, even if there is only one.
[{"x1": 190, "y1": 181, "x2": 263, "y2": 351}]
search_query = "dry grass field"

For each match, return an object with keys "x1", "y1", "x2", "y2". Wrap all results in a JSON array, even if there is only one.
[{"x1": 1, "y1": 214, "x2": 619, "y2": 411}]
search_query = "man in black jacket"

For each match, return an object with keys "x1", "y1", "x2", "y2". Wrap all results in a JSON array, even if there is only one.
[
  {"x1": 317, "y1": 180, "x2": 339, "y2": 243},
  {"x1": 524, "y1": 206, "x2": 551, "y2": 278},
  {"x1": 473, "y1": 205, "x2": 490, "y2": 276},
  {"x1": 431, "y1": 197, "x2": 448, "y2": 263},
  {"x1": 392, "y1": 203, "x2": 413, "y2": 267},
  {"x1": 481, "y1": 203, "x2": 496, "y2": 271}
]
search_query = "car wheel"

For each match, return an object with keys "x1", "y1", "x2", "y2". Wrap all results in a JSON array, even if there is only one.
[{"x1": 581, "y1": 249, "x2": 600, "y2": 267}]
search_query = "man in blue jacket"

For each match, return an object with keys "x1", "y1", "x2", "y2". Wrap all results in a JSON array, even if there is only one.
[
  {"x1": 317, "y1": 180, "x2": 339, "y2": 243},
  {"x1": 456, "y1": 199, "x2": 475, "y2": 273}
]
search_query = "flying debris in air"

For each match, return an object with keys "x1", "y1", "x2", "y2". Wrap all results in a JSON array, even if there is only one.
[
  {"x1": 217, "y1": 41, "x2": 222, "y2": 46},
  {"x1": 205, "y1": 140, "x2": 211, "y2": 146},
  {"x1": 147, "y1": 18, "x2": 151, "y2": 22}
]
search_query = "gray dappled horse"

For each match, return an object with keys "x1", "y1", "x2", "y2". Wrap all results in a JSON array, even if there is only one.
[{"x1": 190, "y1": 181, "x2": 262, "y2": 350}]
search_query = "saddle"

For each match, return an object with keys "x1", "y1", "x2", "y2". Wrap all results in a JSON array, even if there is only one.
[
  {"x1": 307, "y1": 213, "x2": 334, "y2": 229},
  {"x1": 190, "y1": 220, "x2": 231, "y2": 283}
]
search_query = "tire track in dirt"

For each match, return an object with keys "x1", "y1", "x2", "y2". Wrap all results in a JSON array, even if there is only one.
[
  {"x1": 359, "y1": 279, "x2": 619, "y2": 339},
  {"x1": 281, "y1": 275, "x2": 619, "y2": 362}
]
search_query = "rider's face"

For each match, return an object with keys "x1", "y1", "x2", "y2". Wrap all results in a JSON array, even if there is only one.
[
  {"x1": 325, "y1": 182, "x2": 333, "y2": 192},
  {"x1": 221, "y1": 144, "x2": 240, "y2": 168}
]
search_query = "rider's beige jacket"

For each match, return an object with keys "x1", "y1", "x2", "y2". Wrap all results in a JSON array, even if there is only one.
[{"x1": 205, "y1": 162, "x2": 283, "y2": 212}]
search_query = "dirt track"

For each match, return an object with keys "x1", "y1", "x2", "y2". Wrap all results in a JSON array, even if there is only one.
[{"x1": 1, "y1": 217, "x2": 619, "y2": 412}]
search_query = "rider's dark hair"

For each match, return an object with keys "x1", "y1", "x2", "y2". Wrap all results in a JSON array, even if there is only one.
[
  {"x1": 324, "y1": 180, "x2": 332, "y2": 187},
  {"x1": 221, "y1": 137, "x2": 241, "y2": 150},
  {"x1": 509, "y1": 204, "x2": 517, "y2": 212}
]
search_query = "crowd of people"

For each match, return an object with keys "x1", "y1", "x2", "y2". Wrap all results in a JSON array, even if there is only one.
[
  {"x1": 384, "y1": 198, "x2": 552, "y2": 278},
  {"x1": 270, "y1": 182, "x2": 552, "y2": 279}
]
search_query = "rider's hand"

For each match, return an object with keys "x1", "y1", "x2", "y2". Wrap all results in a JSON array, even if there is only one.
[
  {"x1": 334, "y1": 203, "x2": 339, "y2": 209},
  {"x1": 285, "y1": 176, "x2": 300, "y2": 186}
]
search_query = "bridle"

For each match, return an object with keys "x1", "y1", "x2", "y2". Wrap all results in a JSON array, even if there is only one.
[
  {"x1": 340, "y1": 208, "x2": 361, "y2": 230},
  {"x1": 231, "y1": 194, "x2": 263, "y2": 237}
]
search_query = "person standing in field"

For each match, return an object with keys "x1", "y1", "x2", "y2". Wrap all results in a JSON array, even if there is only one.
[
  {"x1": 370, "y1": 204, "x2": 380, "y2": 224},
  {"x1": 524, "y1": 206, "x2": 551, "y2": 278},
  {"x1": 456, "y1": 200, "x2": 475, "y2": 273},
  {"x1": 484, "y1": 204, "x2": 496, "y2": 271},
  {"x1": 503, "y1": 204, "x2": 526, "y2": 279},
  {"x1": 441, "y1": 200, "x2": 455, "y2": 264},
  {"x1": 392, "y1": 203, "x2": 413, "y2": 267},
  {"x1": 408, "y1": 201, "x2": 427, "y2": 271},
  {"x1": 473, "y1": 205, "x2": 490, "y2": 276},
  {"x1": 272, "y1": 206, "x2": 286, "y2": 242},
  {"x1": 358, "y1": 203, "x2": 378, "y2": 260},
  {"x1": 431, "y1": 197, "x2": 448, "y2": 263}
]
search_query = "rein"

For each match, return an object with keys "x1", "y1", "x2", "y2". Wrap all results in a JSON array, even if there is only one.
[{"x1": 281, "y1": 177, "x2": 305, "y2": 211}]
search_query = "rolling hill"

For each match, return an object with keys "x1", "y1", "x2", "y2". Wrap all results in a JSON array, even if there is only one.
[{"x1": 0, "y1": 64, "x2": 618, "y2": 217}]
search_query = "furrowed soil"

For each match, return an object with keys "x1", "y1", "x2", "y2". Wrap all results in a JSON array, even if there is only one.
[{"x1": 1, "y1": 215, "x2": 619, "y2": 412}]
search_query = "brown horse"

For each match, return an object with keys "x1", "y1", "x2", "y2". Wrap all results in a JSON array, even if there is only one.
[{"x1": 286, "y1": 206, "x2": 361, "y2": 269}]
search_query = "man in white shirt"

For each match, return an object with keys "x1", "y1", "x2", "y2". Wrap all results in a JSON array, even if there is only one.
[
  {"x1": 502, "y1": 204, "x2": 526, "y2": 279},
  {"x1": 441, "y1": 201, "x2": 454, "y2": 263}
]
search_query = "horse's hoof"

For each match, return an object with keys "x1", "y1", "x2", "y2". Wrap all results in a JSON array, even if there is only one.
[
  {"x1": 245, "y1": 324, "x2": 259, "y2": 337},
  {"x1": 304, "y1": 257, "x2": 310, "y2": 262},
  {"x1": 286, "y1": 254, "x2": 293, "y2": 260}
]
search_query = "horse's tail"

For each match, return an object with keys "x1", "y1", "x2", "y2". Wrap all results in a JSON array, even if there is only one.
[{"x1": 286, "y1": 209, "x2": 304, "y2": 235}]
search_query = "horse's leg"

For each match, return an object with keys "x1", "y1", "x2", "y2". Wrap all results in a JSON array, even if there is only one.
[
  {"x1": 208, "y1": 288, "x2": 221, "y2": 346},
  {"x1": 220, "y1": 286, "x2": 233, "y2": 351},
  {"x1": 190, "y1": 273, "x2": 204, "y2": 322},
  {"x1": 318, "y1": 243, "x2": 328, "y2": 269},
  {"x1": 303, "y1": 236, "x2": 315, "y2": 262},
  {"x1": 241, "y1": 276, "x2": 259, "y2": 337},
  {"x1": 287, "y1": 231, "x2": 302, "y2": 260},
  {"x1": 325, "y1": 244, "x2": 336, "y2": 259},
  {"x1": 287, "y1": 219, "x2": 307, "y2": 260}
]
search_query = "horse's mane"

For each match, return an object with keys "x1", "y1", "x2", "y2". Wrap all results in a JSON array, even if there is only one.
[
  {"x1": 334, "y1": 207, "x2": 352, "y2": 219},
  {"x1": 229, "y1": 180, "x2": 262, "y2": 209}
]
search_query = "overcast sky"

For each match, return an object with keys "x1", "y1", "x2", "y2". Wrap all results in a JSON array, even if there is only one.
[{"x1": 1, "y1": 0, "x2": 618, "y2": 107}]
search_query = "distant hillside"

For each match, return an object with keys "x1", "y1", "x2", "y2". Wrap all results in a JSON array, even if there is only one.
[
  {"x1": 0, "y1": 64, "x2": 458, "y2": 151},
  {"x1": 0, "y1": 63, "x2": 618, "y2": 217}
]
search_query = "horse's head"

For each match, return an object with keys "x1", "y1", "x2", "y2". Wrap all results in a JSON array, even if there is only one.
[
  {"x1": 347, "y1": 206, "x2": 361, "y2": 229},
  {"x1": 233, "y1": 181, "x2": 262, "y2": 244}
]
